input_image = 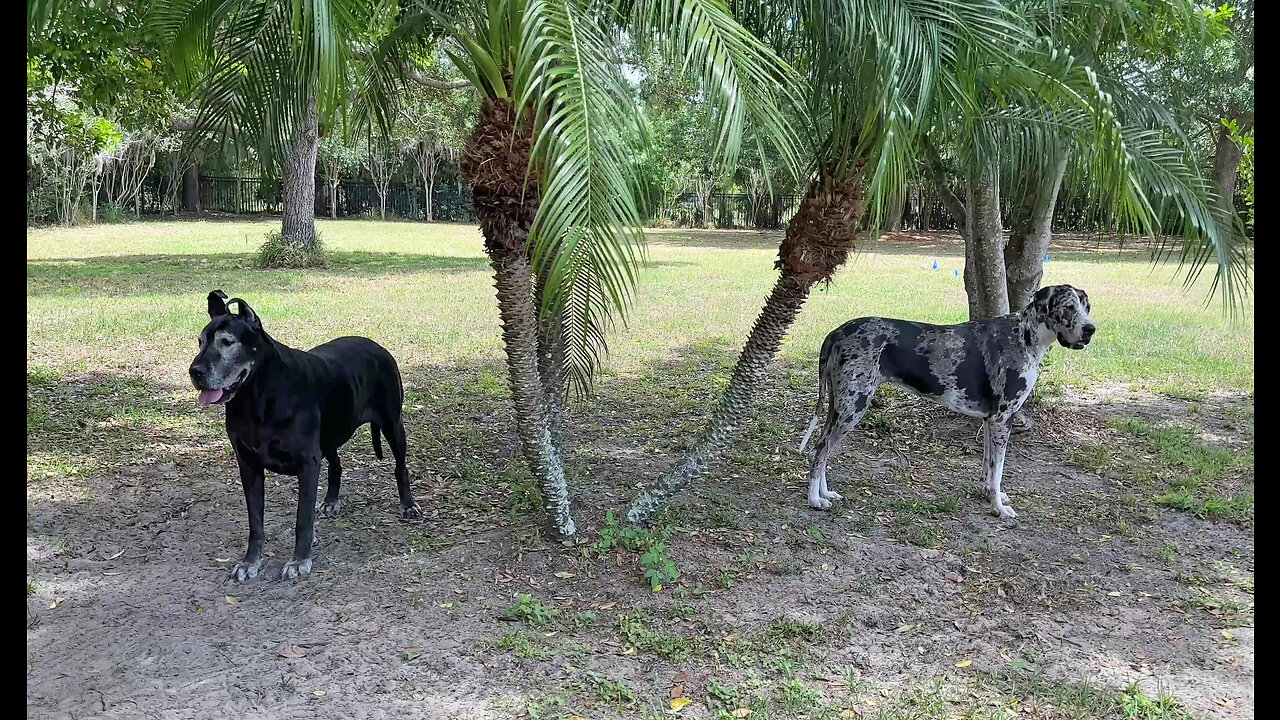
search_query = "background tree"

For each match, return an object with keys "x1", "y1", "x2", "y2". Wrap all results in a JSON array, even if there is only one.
[
  {"x1": 155, "y1": 0, "x2": 388, "y2": 263},
  {"x1": 394, "y1": 54, "x2": 475, "y2": 222},
  {"x1": 318, "y1": 132, "x2": 362, "y2": 219}
]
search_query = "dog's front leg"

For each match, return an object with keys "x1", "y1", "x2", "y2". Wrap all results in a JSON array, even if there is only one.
[
  {"x1": 231, "y1": 453, "x2": 266, "y2": 582},
  {"x1": 982, "y1": 418, "x2": 1016, "y2": 521},
  {"x1": 282, "y1": 458, "x2": 320, "y2": 580}
]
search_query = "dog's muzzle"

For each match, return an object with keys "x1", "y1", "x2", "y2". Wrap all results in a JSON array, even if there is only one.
[
  {"x1": 192, "y1": 367, "x2": 248, "y2": 405},
  {"x1": 1058, "y1": 323, "x2": 1095, "y2": 350}
]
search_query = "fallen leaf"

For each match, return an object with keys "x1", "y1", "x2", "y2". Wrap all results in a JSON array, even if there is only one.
[
  {"x1": 214, "y1": 557, "x2": 232, "y2": 563},
  {"x1": 225, "y1": 595, "x2": 241, "y2": 605},
  {"x1": 599, "y1": 601, "x2": 617, "y2": 610},
  {"x1": 313, "y1": 690, "x2": 326, "y2": 698},
  {"x1": 48, "y1": 598, "x2": 61, "y2": 609},
  {"x1": 670, "y1": 684, "x2": 684, "y2": 699},
  {"x1": 955, "y1": 659, "x2": 973, "y2": 668},
  {"x1": 106, "y1": 550, "x2": 126, "y2": 560},
  {"x1": 554, "y1": 571, "x2": 575, "y2": 579},
  {"x1": 670, "y1": 697, "x2": 691, "y2": 712},
  {"x1": 404, "y1": 647, "x2": 423, "y2": 661},
  {"x1": 894, "y1": 624, "x2": 913, "y2": 633},
  {"x1": 195, "y1": 605, "x2": 205, "y2": 613},
  {"x1": 840, "y1": 711, "x2": 858, "y2": 719},
  {"x1": 732, "y1": 709, "x2": 753, "y2": 718},
  {"x1": 653, "y1": 584, "x2": 663, "y2": 593},
  {"x1": 278, "y1": 646, "x2": 306, "y2": 659},
  {"x1": 621, "y1": 646, "x2": 637, "y2": 656},
  {"x1": 441, "y1": 603, "x2": 454, "y2": 609},
  {"x1": 1222, "y1": 630, "x2": 1236, "y2": 641},
  {"x1": 1107, "y1": 591, "x2": 1122, "y2": 597}
]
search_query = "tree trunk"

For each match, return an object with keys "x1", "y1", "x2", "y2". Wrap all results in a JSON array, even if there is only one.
[
  {"x1": 535, "y1": 268, "x2": 568, "y2": 447},
  {"x1": 626, "y1": 171, "x2": 866, "y2": 524},
  {"x1": 424, "y1": 170, "x2": 435, "y2": 223},
  {"x1": 280, "y1": 95, "x2": 320, "y2": 249},
  {"x1": 1211, "y1": 122, "x2": 1244, "y2": 216},
  {"x1": 462, "y1": 98, "x2": 577, "y2": 540},
  {"x1": 330, "y1": 179, "x2": 339, "y2": 219},
  {"x1": 1004, "y1": 152, "x2": 1068, "y2": 311},
  {"x1": 182, "y1": 164, "x2": 201, "y2": 212},
  {"x1": 884, "y1": 192, "x2": 905, "y2": 232},
  {"x1": 963, "y1": 161, "x2": 1008, "y2": 319}
]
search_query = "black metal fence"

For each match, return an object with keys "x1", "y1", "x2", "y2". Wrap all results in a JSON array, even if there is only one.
[
  {"x1": 185, "y1": 176, "x2": 477, "y2": 223},
  {"x1": 660, "y1": 191, "x2": 1122, "y2": 233},
  {"x1": 112, "y1": 176, "x2": 1238, "y2": 239}
]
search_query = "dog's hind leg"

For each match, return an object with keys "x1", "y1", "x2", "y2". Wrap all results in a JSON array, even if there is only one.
[
  {"x1": 383, "y1": 418, "x2": 422, "y2": 520},
  {"x1": 807, "y1": 386, "x2": 874, "y2": 509},
  {"x1": 320, "y1": 451, "x2": 342, "y2": 517}
]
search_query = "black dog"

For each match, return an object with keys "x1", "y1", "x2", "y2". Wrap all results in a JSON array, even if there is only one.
[{"x1": 189, "y1": 290, "x2": 421, "y2": 581}]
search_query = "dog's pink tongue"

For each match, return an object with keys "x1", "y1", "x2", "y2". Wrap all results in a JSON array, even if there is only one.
[{"x1": 198, "y1": 389, "x2": 225, "y2": 405}]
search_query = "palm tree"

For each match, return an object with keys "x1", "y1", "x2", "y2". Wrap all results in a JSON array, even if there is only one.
[
  {"x1": 625, "y1": 0, "x2": 1028, "y2": 523},
  {"x1": 369, "y1": 0, "x2": 805, "y2": 539},
  {"x1": 922, "y1": 0, "x2": 1249, "y2": 319},
  {"x1": 154, "y1": 0, "x2": 384, "y2": 258}
]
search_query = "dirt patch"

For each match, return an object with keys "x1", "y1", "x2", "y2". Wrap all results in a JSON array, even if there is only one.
[{"x1": 27, "y1": 365, "x2": 1253, "y2": 719}]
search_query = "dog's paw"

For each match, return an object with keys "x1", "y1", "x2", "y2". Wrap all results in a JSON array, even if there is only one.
[
  {"x1": 230, "y1": 558, "x2": 262, "y2": 583},
  {"x1": 280, "y1": 557, "x2": 312, "y2": 581},
  {"x1": 400, "y1": 502, "x2": 424, "y2": 521},
  {"x1": 319, "y1": 498, "x2": 342, "y2": 518},
  {"x1": 999, "y1": 492, "x2": 1011, "y2": 506},
  {"x1": 808, "y1": 497, "x2": 832, "y2": 510},
  {"x1": 992, "y1": 504, "x2": 1018, "y2": 522},
  {"x1": 820, "y1": 489, "x2": 843, "y2": 501}
]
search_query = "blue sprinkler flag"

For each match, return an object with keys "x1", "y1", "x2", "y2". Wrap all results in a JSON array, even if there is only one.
[
  {"x1": 932, "y1": 260, "x2": 938, "y2": 270},
  {"x1": 1043, "y1": 254, "x2": 1050, "y2": 263},
  {"x1": 954, "y1": 269, "x2": 959, "y2": 277}
]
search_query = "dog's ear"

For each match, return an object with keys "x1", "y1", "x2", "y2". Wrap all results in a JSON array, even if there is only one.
[
  {"x1": 227, "y1": 298, "x2": 262, "y2": 331},
  {"x1": 208, "y1": 290, "x2": 230, "y2": 318},
  {"x1": 1031, "y1": 286, "x2": 1054, "y2": 318}
]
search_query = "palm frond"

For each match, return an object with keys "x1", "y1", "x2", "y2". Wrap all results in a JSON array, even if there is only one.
[{"x1": 519, "y1": 0, "x2": 647, "y2": 395}]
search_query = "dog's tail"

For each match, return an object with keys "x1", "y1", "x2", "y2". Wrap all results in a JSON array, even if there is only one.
[
  {"x1": 799, "y1": 357, "x2": 830, "y2": 453},
  {"x1": 370, "y1": 422, "x2": 385, "y2": 460}
]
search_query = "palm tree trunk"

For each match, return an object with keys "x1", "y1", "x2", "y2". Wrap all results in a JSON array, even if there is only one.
[
  {"x1": 1211, "y1": 122, "x2": 1244, "y2": 217},
  {"x1": 963, "y1": 161, "x2": 1008, "y2": 319},
  {"x1": 626, "y1": 171, "x2": 865, "y2": 524},
  {"x1": 463, "y1": 98, "x2": 576, "y2": 540},
  {"x1": 1004, "y1": 151, "x2": 1068, "y2": 311},
  {"x1": 281, "y1": 94, "x2": 319, "y2": 250},
  {"x1": 535, "y1": 268, "x2": 568, "y2": 446}
]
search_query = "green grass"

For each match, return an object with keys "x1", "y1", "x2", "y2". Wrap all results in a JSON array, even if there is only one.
[
  {"x1": 27, "y1": 220, "x2": 1253, "y2": 398},
  {"x1": 1105, "y1": 417, "x2": 1253, "y2": 522}
]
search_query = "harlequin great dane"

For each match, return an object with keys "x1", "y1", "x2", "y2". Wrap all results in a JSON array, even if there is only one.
[
  {"x1": 799, "y1": 284, "x2": 1095, "y2": 520},
  {"x1": 189, "y1": 291, "x2": 421, "y2": 582}
]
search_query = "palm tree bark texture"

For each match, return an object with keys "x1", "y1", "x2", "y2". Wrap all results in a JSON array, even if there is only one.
[
  {"x1": 462, "y1": 98, "x2": 576, "y2": 540},
  {"x1": 922, "y1": 137, "x2": 1008, "y2": 320},
  {"x1": 626, "y1": 171, "x2": 866, "y2": 524},
  {"x1": 1004, "y1": 151, "x2": 1069, "y2": 310}
]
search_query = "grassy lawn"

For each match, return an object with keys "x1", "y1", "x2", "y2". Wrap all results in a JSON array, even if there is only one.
[
  {"x1": 27, "y1": 219, "x2": 1253, "y2": 720},
  {"x1": 27, "y1": 219, "x2": 1253, "y2": 398}
]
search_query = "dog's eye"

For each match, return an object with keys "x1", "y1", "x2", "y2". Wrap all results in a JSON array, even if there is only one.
[{"x1": 219, "y1": 337, "x2": 235, "y2": 347}]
